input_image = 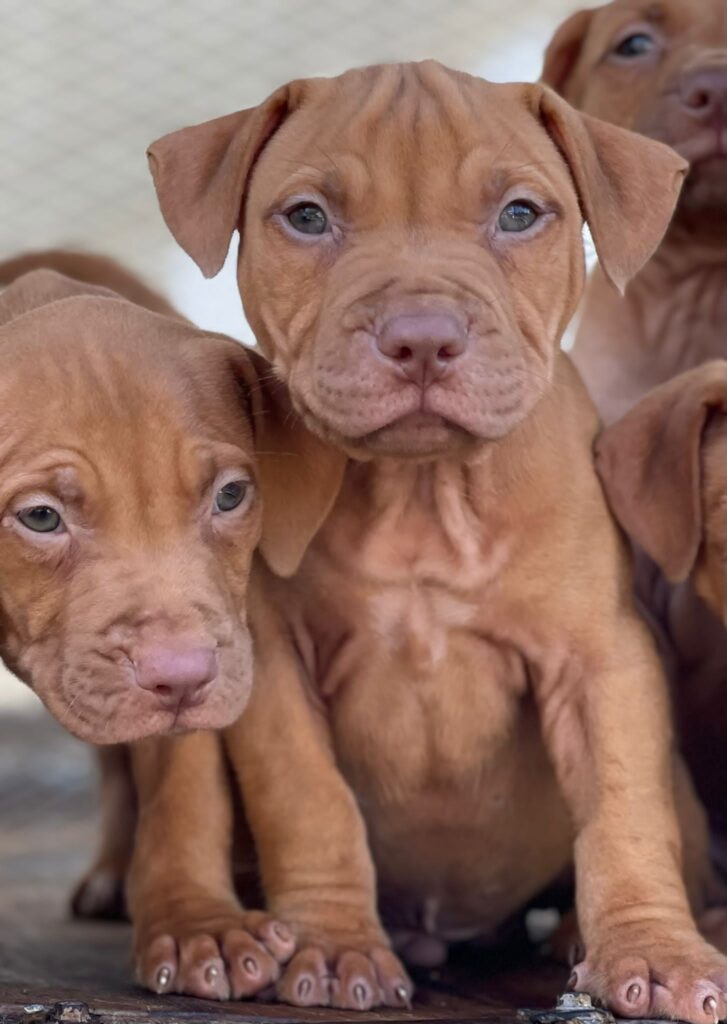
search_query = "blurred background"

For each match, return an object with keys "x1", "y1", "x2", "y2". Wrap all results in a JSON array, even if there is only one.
[{"x1": 1, "y1": 0, "x2": 591, "y2": 716}]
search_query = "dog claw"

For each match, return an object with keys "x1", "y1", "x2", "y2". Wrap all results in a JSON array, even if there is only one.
[
  {"x1": 395, "y1": 984, "x2": 412, "y2": 1009},
  {"x1": 156, "y1": 965, "x2": 171, "y2": 992},
  {"x1": 704, "y1": 995, "x2": 719, "y2": 1024},
  {"x1": 205, "y1": 964, "x2": 219, "y2": 984},
  {"x1": 353, "y1": 982, "x2": 367, "y2": 1007},
  {"x1": 298, "y1": 977, "x2": 312, "y2": 1000},
  {"x1": 626, "y1": 983, "x2": 641, "y2": 1004}
]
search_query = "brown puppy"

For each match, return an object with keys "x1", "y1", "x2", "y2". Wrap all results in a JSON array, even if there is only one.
[
  {"x1": 134, "y1": 63, "x2": 726, "y2": 1020},
  {"x1": 542, "y1": 0, "x2": 726, "y2": 422},
  {"x1": 0, "y1": 266, "x2": 342, "y2": 973},
  {"x1": 543, "y1": 0, "x2": 727, "y2": 840},
  {"x1": 596, "y1": 361, "x2": 727, "y2": 622},
  {"x1": 596, "y1": 362, "x2": 727, "y2": 853}
]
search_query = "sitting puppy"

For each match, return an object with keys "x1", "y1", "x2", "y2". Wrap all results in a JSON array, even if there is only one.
[
  {"x1": 130, "y1": 63, "x2": 725, "y2": 1021},
  {"x1": 597, "y1": 363, "x2": 727, "y2": 883},
  {"x1": 542, "y1": 0, "x2": 727, "y2": 843},
  {"x1": 0, "y1": 265, "x2": 338, "y2": 972}
]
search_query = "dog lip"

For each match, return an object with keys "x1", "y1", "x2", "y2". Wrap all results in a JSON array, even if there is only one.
[{"x1": 674, "y1": 128, "x2": 727, "y2": 165}]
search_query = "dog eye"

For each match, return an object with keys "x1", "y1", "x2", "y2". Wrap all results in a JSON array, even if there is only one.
[
  {"x1": 498, "y1": 201, "x2": 539, "y2": 233},
  {"x1": 17, "y1": 505, "x2": 63, "y2": 534},
  {"x1": 214, "y1": 480, "x2": 248, "y2": 513},
  {"x1": 285, "y1": 203, "x2": 329, "y2": 236},
  {"x1": 613, "y1": 32, "x2": 656, "y2": 58}
]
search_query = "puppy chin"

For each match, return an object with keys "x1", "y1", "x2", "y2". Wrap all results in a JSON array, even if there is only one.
[
  {"x1": 355, "y1": 412, "x2": 478, "y2": 460},
  {"x1": 35, "y1": 677, "x2": 251, "y2": 745}
]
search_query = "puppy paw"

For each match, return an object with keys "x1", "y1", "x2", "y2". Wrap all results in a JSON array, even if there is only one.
[
  {"x1": 136, "y1": 909, "x2": 295, "y2": 1000},
  {"x1": 571, "y1": 930, "x2": 727, "y2": 1023},
  {"x1": 70, "y1": 863, "x2": 127, "y2": 921},
  {"x1": 277, "y1": 942, "x2": 412, "y2": 1009}
]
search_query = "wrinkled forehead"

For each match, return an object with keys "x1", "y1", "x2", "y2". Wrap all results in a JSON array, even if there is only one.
[
  {"x1": 591, "y1": 0, "x2": 725, "y2": 46},
  {"x1": 260, "y1": 67, "x2": 572, "y2": 213},
  {"x1": 0, "y1": 300, "x2": 255, "y2": 456}
]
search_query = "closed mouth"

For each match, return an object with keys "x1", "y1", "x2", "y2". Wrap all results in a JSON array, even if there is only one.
[{"x1": 676, "y1": 128, "x2": 727, "y2": 165}]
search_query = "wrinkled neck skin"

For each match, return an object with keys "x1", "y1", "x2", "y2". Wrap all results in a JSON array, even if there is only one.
[
  {"x1": 573, "y1": 220, "x2": 727, "y2": 424},
  {"x1": 311, "y1": 356, "x2": 591, "y2": 593}
]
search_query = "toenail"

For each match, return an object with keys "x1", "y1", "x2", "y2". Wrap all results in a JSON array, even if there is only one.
[
  {"x1": 156, "y1": 965, "x2": 172, "y2": 991},
  {"x1": 626, "y1": 983, "x2": 641, "y2": 1004},
  {"x1": 243, "y1": 956, "x2": 258, "y2": 975},
  {"x1": 298, "y1": 977, "x2": 312, "y2": 999},
  {"x1": 353, "y1": 982, "x2": 368, "y2": 1006},
  {"x1": 704, "y1": 995, "x2": 719, "y2": 1023},
  {"x1": 568, "y1": 972, "x2": 578, "y2": 990},
  {"x1": 274, "y1": 923, "x2": 291, "y2": 941},
  {"x1": 205, "y1": 964, "x2": 219, "y2": 984},
  {"x1": 395, "y1": 983, "x2": 412, "y2": 1009}
]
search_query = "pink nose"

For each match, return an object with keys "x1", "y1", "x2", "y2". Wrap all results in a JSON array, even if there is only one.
[
  {"x1": 376, "y1": 313, "x2": 467, "y2": 387},
  {"x1": 134, "y1": 645, "x2": 218, "y2": 710},
  {"x1": 680, "y1": 66, "x2": 727, "y2": 122}
]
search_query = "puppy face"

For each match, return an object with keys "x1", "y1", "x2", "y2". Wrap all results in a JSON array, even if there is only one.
[
  {"x1": 241, "y1": 72, "x2": 590, "y2": 459},
  {"x1": 0, "y1": 284, "x2": 298, "y2": 744},
  {"x1": 542, "y1": 0, "x2": 727, "y2": 219},
  {"x1": 149, "y1": 62, "x2": 685, "y2": 461}
]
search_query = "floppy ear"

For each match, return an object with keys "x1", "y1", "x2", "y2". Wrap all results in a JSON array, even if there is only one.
[
  {"x1": 535, "y1": 86, "x2": 688, "y2": 293},
  {"x1": 147, "y1": 81, "x2": 306, "y2": 279},
  {"x1": 234, "y1": 347, "x2": 346, "y2": 578},
  {"x1": 541, "y1": 8, "x2": 596, "y2": 98},
  {"x1": 595, "y1": 362, "x2": 727, "y2": 582},
  {"x1": 0, "y1": 268, "x2": 114, "y2": 327}
]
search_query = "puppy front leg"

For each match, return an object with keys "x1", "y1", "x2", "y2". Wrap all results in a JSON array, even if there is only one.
[
  {"x1": 224, "y1": 605, "x2": 412, "y2": 1011},
  {"x1": 537, "y1": 619, "x2": 726, "y2": 1024},
  {"x1": 128, "y1": 731, "x2": 294, "y2": 1000}
]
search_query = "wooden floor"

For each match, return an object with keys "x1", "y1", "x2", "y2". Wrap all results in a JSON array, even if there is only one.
[{"x1": 0, "y1": 712, "x2": 575, "y2": 1024}]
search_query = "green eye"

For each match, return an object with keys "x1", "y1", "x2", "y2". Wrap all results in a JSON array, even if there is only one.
[
  {"x1": 286, "y1": 203, "x2": 328, "y2": 236},
  {"x1": 614, "y1": 33, "x2": 656, "y2": 57},
  {"x1": 498, "y1": 201, "x2": 539, "y2": 233},
  {"x1": 214, "y1": 480, "x2": 248, "y2": 513},
  {"x1": 17, "y1": 505, "x2": 62, "y2": 533}
]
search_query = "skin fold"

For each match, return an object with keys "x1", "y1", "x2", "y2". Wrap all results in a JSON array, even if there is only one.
[
  {"x1": 542, "y1": 0, "x2": 727, "y2": 846},
  {"x1": 132, "y1": 62, "x2": 725, "y2": 1020}
]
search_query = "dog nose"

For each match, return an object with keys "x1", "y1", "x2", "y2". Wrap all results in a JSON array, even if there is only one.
[
  {"x1": 134, "y1": 644, "x2": 218, "y2": 709},
  {"x1": 377, "y1": 313, "x2": 467, "y2": 387},
  {"x1": 680, "y1": 67, "x2": 727, "y2": 122}
]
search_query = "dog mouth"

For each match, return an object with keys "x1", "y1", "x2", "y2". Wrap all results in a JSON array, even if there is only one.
[
  {"x1": 357, "y1": 411, "x2": 473, "y2": 458},
  {"x1": 675, "y1": 127, "x2": 727, "y2": 166}
]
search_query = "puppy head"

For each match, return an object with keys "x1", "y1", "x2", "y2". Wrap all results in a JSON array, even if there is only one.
[
  {"x1": 0, "y1": 271, "x2": 341, "y2": 743},
  {"x1": 148, "y1": 62, "x2": 685, "y2": 461},
  {"x1": 595, "y1": 361, "x2": 727, "y2": 621},
  {"x1": 542, "y1": 0, "x2": 727, "y2": 221}
]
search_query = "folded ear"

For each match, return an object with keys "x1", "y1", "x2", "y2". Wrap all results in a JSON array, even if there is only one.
[
  {"x1": 595, "y1": 362, "x2": 727, "y2": 583},
  {"x1": 0, "y1": 268, "x2": 114, "y2": 327},
  {"x1": 147, "y1": 81, "x2": 306, "y2": 279},
  {"x1": 541, "y1": 7, "x2": 596, "y2": 98},
  {"x1": 535, "y1": 86, "x2": 687, "y2": 293},
  {"x1": 233, "y1": 347, "x2": 346, "y2": 578}
]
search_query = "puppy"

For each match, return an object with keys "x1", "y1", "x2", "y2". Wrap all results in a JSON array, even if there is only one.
[
  {"x1": 0, "y1": 265, "x2": 337, "y2": 973},
  {"x1": 542, "y1": 0, "x2": 726, "y2": 423},
  {"x1": 543, "y1": 0, "x2": 727, "y2": 843},
  {"x1": 596, "y1": 362, "x2": 727, "y2": 852},
  {"x1": 131, "y1": 63, "x2": 725, "y2": 1020}
]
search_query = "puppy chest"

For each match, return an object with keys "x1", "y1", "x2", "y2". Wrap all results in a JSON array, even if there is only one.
[{"x1": 307, "y1": 584, "x2": 528, "y2": 800}]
